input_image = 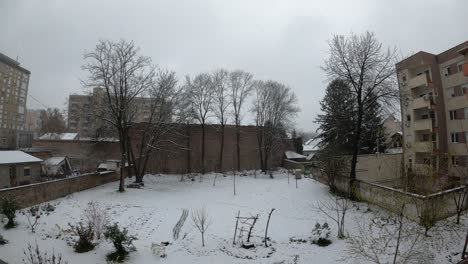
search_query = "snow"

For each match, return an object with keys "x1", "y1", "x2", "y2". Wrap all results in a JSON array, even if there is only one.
[
  {"x1": 0, "y1": 172, "x2": 464, "y2": 263},
  {"x1": 43, "y1": 157, "x2": 66, "y2": 166},
  {"x1": 0, "y1": 151, "x2": 42, "y2": 165},
  {"x1": 39, "y1": 133, "x2": 78, "y2": 141},
  {"x1": 284, "y1": 151, "x2": 307, "y2": 159}
]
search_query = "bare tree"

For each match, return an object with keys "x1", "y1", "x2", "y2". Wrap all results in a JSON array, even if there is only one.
[
  {"x1": 129, "y1": 69, "x2": 181, "y2": 184},
  {"x1": 229, "y1": 70, "x2": 254, "y2": 171},
  {"x1": 82, "y1": 39, "x2": 156, "y2": 192},
  {"x1": 322, "y1": 31, "x2": 398, "y2": 197},
  {"x1": 83, "y1": 201, "x2": 110, "y2": 240},
  {"x1": 185, "y1": 73, "x2": 214, "y2": 175},
  {"x1": 25, "y1": 206, "x2": 40, "y2": 233},
  {"x1": 39, "y1": 108, "x2": 66, "y2": 136},
  {"x1": 212, "y1": 69, "x2": 231, "y2": 172},
  {"x1": 191, "y1": 207, "x2": 212, "y2": 247},
  {"x1": 314, "y1": 194, "x2": 350, "y2": 239},
  {"x1": 452, "y1": 185, "x2": 468, "y2": 225},
  {"x1": 252, "y1": 80, "x2": 299, "y2": 174},
  {"x1": 346, "y1": 204, "x2": 428, "y2": 264}
]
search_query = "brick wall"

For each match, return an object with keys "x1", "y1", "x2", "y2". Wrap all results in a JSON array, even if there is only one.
[
  {"x1": 0, "y1": 171, "x2": 119, "y2": 208},
  {"x1": 33, "y1": 124, "x2": 294, "y2": 174}
]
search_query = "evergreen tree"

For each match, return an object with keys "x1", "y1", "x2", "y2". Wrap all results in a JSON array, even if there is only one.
[
  {"x1": 291, "y1": 129, "x2": 303, "y2": 154},
  {"x1": 315, "y1": 79, "x2": 355, "y2": 153},
  {"x1": 359, "y1": 94, "x2": 385, "y2": 154}
]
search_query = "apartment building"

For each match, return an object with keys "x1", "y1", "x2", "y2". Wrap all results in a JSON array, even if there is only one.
[
  {"x1": 0, "y1": 52, "x2": 30, "y2": 149},
  {"x1": 396, "y1": 41, "x2": 468, "y2": 178},
  {"x1": 68, "y1": 87, "x2": 162, "y2": 138}
]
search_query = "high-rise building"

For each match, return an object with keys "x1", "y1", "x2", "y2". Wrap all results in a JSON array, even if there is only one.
[
  {"x1": 396, "y1": 41, "x2": 468, "y2": 177},
  {"x1": 68, "y1": 87, "x2": 162, "y2": 138},
  {"x1": 0, "y1": 52, "x2": 30, "y2": 149}
]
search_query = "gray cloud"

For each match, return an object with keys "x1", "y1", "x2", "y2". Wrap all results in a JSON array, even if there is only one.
[{"x1": 1, "y1": 0, "x2": 467, "y2": 131}]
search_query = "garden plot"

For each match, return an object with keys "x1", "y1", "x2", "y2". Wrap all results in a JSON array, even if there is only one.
[{"x1": 0, "y1": 172, "x2": 465, "y2": 264}]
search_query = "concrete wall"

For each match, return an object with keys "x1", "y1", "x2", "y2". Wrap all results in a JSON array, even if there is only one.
[
  {"x1": 0, "y1": 162, "x2": 41, "y2": 189},
  {"x1": 355, "y1": 153, "x2": 403, "y2": 183},
  {"x1": 0, "y1": 171, "x2": 119, "y2": 209}
]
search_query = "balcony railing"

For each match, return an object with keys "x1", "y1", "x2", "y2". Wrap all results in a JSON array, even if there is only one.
[
  {"x1": 414, "y1": 119, "x2": 432, "y2": 131},
  {"x1": 407, "y1": 74, "x2": 432, "y2": 89},
  {"x1": 413, "y1": 141, "x2": 432, "y2": 152},
  {"x1": 413, "y1": 96, "x2": 431, "y2": 109}
]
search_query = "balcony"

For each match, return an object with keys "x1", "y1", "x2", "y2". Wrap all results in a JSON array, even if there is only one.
[
  {"x1": 414, "y1": 119, "x2": 432, "y2": 131},
  {"x1": 449, "y1": 143, "x2": 468, "y2": 155},
  {"x1": 413, "y1": 141, "x2": 432, "y2": 152},
  {"x1": 407, "y1": 74, "x2": 432, "y2": 89},
  {"x1": 413, "y1": 96, "x2": 431, "y2": 109}
]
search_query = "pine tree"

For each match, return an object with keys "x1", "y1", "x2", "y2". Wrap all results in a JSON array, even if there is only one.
[
  {"x1": 359, "y1": 94, "x2": 385, "y2": 154},
  {"x1": 315, "y1": 79, "x2": 355, "y2": 153},
  {"x1": 291, "y1": 129, "x2": 303, "y2": 154}
]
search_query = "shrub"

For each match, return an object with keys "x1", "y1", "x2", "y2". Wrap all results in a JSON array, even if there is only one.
[
  {"x1": 22, "y1": 241, "x2": 68, "y2": 264},
  {"x1": 69, "y1": 222, "x2": 95, "y2": 253},
  {"x1": 104, "y1": 223, "x2": 137, "y2": 262},
  {"x1": 0, "y1": 233, "x2": 8, "y2": 245},
  {"x1": 83, "y1": 201, "x2": 109, "y2": 240},
  {"x1": 1, "y1": 196, "x2": 19, "y2": 228},
  {"x1": 311, "y1": 222, "x2": 332, "y2": 247}
]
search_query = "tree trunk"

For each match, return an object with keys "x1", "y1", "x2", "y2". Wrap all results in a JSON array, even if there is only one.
[
  {"x1": 218, "y1": 124, "x2": 225, "y2": 172},
  {"x1": 236, "y1": 124, "x2": 241, "y2": 171},
  {"x1": 186, "y1": 124, "x2": 191, "y2": 174},
  {"x1": 349, "y1": 98, "x2": 363, "y2": 198},
  {"x1": 118, "y1": 131, "x2": 126, "y2": 192},
  {"x1": 201, "y1": 122, "x2": 206, "y2": 174}
]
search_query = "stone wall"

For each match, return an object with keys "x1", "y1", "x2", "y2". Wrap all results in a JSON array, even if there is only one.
[
  {"x1": 355, "y1": 153, "x2": 403, "y2": 183},
  {"x1": 0, "y1": 171, "x2": 119, "y2": 209}
]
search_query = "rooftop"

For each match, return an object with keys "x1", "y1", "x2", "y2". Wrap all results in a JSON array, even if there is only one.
[{"x1": 0, "y1": 151, "x2": 42, "y2": 165}]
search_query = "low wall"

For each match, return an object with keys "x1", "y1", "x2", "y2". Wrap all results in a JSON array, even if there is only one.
[
  {"x1": 0, "y1": 171, "x2": 119, "y2": 208},
  {"x1": 355, "y1": 153, "x2": 403, "y2": 183},
  {"x1": 334, "y1": 176, "x2": 468, "y2": 222}
]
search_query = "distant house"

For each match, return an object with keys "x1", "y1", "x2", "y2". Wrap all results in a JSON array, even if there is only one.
[
  {"x1": 39, "y1": 133, "x2": 79, "y2": 141},
  {"x1": 42, "y1": 156, "x2": 73, "y2": 178},
  {"x1": 0, "y1": 151, "x2": 42, "y2": 189},
  {"x1": 383, "y1": 115, "x2": 403, "y2": 153},
  {"x1": 303, "y1": 138, "x2": 320, "y2": 156}
]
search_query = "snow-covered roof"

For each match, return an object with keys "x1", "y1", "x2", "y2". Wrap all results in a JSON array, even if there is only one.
[
  {"x1": 306, "y1": 153, "x2": 316, "y2": 161},
  {"x1": 385, "y1": 147, "x2": 403, "y2": 154},
  {"x1": 98, "y1": 163, "x2": 107, "y2": 169},
  {"x1": 285, "y1": 151, "x2": 307, "y2": 159},
  {"x1": 303, "y1": 138, "x2": 320, "y2": 152},
  {"x1": 0, "y1": 151, "x2": 42, "y2": 165},
  {"x1": 43, "y1": 157, "x2": 66, "y2": 166},
  {"x1": 39, "y1": 133, "x2": 78, "y2": 141}
]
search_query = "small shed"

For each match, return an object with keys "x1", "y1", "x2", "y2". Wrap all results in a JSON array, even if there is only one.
[
  {"x1": 0, "y1": 151, "x2": 42, "y2": 188},
  {"x1": 42, "y1": 156, "x2": 73, "y2": 178}
]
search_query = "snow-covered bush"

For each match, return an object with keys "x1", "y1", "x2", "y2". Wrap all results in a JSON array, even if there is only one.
[
  {"x1": 104, "y1": 223, "x2": 137, "y2": 262},
  {"x1": 311, "y1": 222, "x2": 331, "y2": 247},
  {"x1": 0, "y1": 233, "x2": 7, "y2": 245},
  {"x1": 69, "y1": 222, "x2": 95, "y2": 253},
  {"x1": 1, "y1": 195, "x2": 19, "y2": 228},
  {"x1": 25, "y1": 205, "x2": 41, "y2": 233},
  {"x1": 22, "y1": 241, "x2": 68, "y2": 264},
  {"x1": 83, "y1": 201, "x2": 110, "y2": 240}
]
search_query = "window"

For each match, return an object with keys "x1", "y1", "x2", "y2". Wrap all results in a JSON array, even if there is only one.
[
  {"x1": 422, "y1": 134, "x2": 430, "y2": 142},
  {"x1": 402, "y1": 75, "x2": 407, "y2": 82},
  {"x1": 452, "y1": 156, "x2": 459, "y2": 166},
  {"x1": 450, "y1": 110, "x2": 458, "y2": 120},
  {"x1": 451, "y1": 133, "x2": 460, "y2": 143},
  {"x1": 447, "y1": 87, "x2": 455, "y2": 97},
  {"x1": 459, "y1": 63, "x2": 464, "y2": 73},
  {"x1": 444, "y1": 66, "x2": 451, "y2": 76},
  {"x1": 23, "y1": 167, "x2": 31, "y2": 177},
  {"x1": 406, "y1": 115, "x2": 411, "y2": 121}
]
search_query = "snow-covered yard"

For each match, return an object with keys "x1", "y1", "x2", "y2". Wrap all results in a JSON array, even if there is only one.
[{"x1": 0, "y1": 171, "x2": 465, "y2": 263}]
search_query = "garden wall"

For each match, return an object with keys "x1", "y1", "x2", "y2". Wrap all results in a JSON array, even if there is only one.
[
  {"x1": 0, "y1": 171, "x2": 119, "y2": 208},
  {"x1": 334, "y1": 175, "x2": 468, "y2": 222}
]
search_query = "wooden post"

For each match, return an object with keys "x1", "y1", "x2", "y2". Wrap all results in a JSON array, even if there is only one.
[{"x1": 233, "y1": 210, "x2": 240, "y2": 245}]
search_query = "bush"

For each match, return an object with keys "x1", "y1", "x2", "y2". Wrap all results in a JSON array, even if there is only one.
[
  {"x1": 22, "y1": 241, "x2": 68, "y2": 264},
  {"x1": 311, "y1": 222, "x2": 332, "y2": 247},
  {"x1": 104, "y1": 223, "x2": 137, "y2": 262},
  {"x1": 83, "y1": 201, "x2": 109, "y2": 240},
  {"x1": 69, "y1": 222, "x2": 95, "y2": 253},
  {"x1": 0, "y1": 233, "x2": 8, "y2": 245},
  {"x1": 1, "y1": 196, "x2": 19, "y2": 228}
]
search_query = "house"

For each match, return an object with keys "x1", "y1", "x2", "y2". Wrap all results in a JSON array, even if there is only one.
[
  {"x1": 385, "y1": 131, "x2": 403, "y2": 154},
  {"x1": 42, "y1": 156, "x2": 74, "y2": 178},
  {"x1": 39, "y1": 132, "x2": 79, "y2": 141},
  {"x1": 303, "y1": 138, "x2": 320, "y2": 156},
  {"x1": 0, "y1": 151, "x2": 42, "y2": 189}
]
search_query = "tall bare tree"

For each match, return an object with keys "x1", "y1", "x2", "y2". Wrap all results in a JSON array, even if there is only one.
[
  {"x1": 40, "y1": 108, "x2": 66, "y2": 135},
  {"x1": 129, "y1": 70, "x2": 180, "y2": 184},
  {"x1": 185, "y1": 73, "x2": 214, "y2": 174},
  {"x1": 212, "y1": 69, "x2": 230, "y2": 172},
  {"x1": 82, "y1": 39, "x2": 156, "y2": 192},
  {"x1": 229, "y1": 70, "x2": 254, "y2": 171},
  {"x1": 322, "y1": 31, "x2": 398, "y2": 196},
  {"x1": 252, "y1": 80, "x2": 299, "y2": 173}
]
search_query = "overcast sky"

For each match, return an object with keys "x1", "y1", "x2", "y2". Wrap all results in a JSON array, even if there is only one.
[{"x1": 1, "y1": 0, "x2": 467, "y2": 132}]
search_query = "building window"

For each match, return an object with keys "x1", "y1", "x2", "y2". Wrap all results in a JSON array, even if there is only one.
[
  {"x1": 451, "y1": 133, "x2": 460, "y2": 143},
  {"x1": 24, "y1": 167, "x2": 31, "y2": 177},
  {"x1": 452, "y1": 156, "x2": 459, "y2": 166},
  {"x1": 459, "y1": 63, "x2": 464, "y2": 73},
  {"x1": 450, "y1": 110, "x2": 458, "y2": 120},
  {"x1": 444, "y1": 66, "x2": 451, "y2": 76},
  {"x1": 402, "y1": 75, "x2": 407, "y2": 82}
]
